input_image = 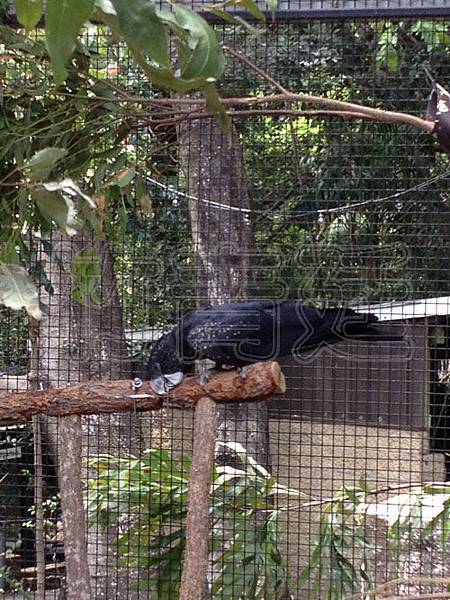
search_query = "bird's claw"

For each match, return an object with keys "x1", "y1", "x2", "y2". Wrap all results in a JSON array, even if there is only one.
[
  {"x1": 199, "y1": 369, "x2": 210, "y2": 386},
  {"x1": 239, "y1": 366, "x2": 248, "y2": 379}
]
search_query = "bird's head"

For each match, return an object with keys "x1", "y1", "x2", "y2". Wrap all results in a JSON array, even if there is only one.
[{"x1": 145, "y1": 331, "x2": 184, "y2": 395}]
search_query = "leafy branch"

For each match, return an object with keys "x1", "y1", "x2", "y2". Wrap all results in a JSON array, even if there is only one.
[
  {"x1": 299, "y1": 482, "x2": 450, "y2": 599},
  {"x1": 86, "y1": 441, "x2": 300, "y2": 599}
]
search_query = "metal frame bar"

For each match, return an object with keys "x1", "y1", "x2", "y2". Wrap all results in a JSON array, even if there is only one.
[{"x1": 205, "y1": 7, "x2": 450, "y2": 23}]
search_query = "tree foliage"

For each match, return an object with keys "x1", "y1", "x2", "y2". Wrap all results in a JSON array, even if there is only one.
[
  {"x1": 0, "y1": 0, "x2": 275, "y2": 317},
  {"x1": 87, "y1": 441, "x2": 299, "y2": 598}
]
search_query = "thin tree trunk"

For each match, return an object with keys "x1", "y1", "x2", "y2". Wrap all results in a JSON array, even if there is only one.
[
  {"x1": 178, "y1": 114, "x2": 270, "y2": 468},
  {"x1": 36, "y1": 236, "x2": 92, "y2": 599}
]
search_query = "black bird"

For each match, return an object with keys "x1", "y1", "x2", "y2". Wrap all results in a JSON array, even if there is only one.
[
  {"x1": 425, "y1": 70, "x2": 450, "y2": 154},
  {"x1": 145, "y1": 300, "x2": 403, "y2": 395}
]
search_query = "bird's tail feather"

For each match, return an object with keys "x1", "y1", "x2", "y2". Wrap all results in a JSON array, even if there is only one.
[{"x1": 345, "y1": 323, "x2": 404, "y2": 342}]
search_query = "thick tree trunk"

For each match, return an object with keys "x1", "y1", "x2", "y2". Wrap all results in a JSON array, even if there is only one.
[
  {"x1": 178, "y1": 115, "x2": 271, "y2": 468},
  {"x1": 36, "y1": 235, "x2": 92, "y2": 600},
  {"x1": 37, "y1": 232, "x2": 140, "y2": 598}
]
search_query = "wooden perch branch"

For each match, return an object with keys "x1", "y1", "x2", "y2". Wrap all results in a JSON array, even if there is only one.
[{"x1": 0, "y1": 361, "x2": 286, "y2": 422}]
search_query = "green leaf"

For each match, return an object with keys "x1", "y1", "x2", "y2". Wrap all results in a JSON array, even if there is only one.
[
  {"x1": 442, "y1": 505, "x2": 450, "y2": 551},
  {"x1": 92, "y1": 0, "x2": 121, "y2": 37},
  {"x1": 206, "y1": 9, "x2": 260, "y2": 34},
  {"x1": 0, "y1": 237, "x2": 21, "y2": 266},
  {"x1": 33, "y1": 190, "x2": 79, "y2": 236},
  {"x1": 71, "y1": 248, "x2": 101, "y2": 306},
  {"x1": 107, "y1": 166, "x2": 135, "y2": 188},
  {"x1": 0, "y1": 263, "x2": 42, "y2": 319},
  {"x1": 298, "y1": 559, "x2": 317, "y2": 588},
  {"x1": 204, "y1": 83, "x2": 230, "y2": 135},
  {"x1": 14, "y1": 0, "x2": 43, "y2": 29},
  {"x1": 173, "y1": 5, "x2": 225, "y2": 81},
  {"x1": 45, "y1": 0, "x2": 95, "y2": 85},
  {"x1": 110, "y1": 0, "x2": 169, "y2": 68},
  {"x1": 25, "y1": 147, "x2": 68, "y2": 181}
]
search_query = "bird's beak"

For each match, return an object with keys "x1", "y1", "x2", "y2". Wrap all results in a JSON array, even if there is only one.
[
  {"x1": 150, "y1": 376, "x2": 169, "y2": 396},
  {"x1": 165, "y1": 372, "x2": 184, "y2": 388},
  {"x1": 150, "y1": 372, "x2": 184, "y2": 396}
]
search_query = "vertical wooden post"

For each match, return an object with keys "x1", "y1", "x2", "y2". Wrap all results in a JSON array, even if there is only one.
[
  {"x1": 59, "y1": 415, "x2": 92, "y2": 600},
  {"x1": 33, "y1": 415, "x2": 45, "y2": 599},
  {"x1": 180, "y1": 397, "x2": 218, "y2": 600}
]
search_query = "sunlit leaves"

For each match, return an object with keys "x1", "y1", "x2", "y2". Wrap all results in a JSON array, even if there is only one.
[
  {"x1": 102, "y1": 1, "x2": 225, "y2": 92},
  {"x1": 42, "y1": 178, "x2": 96, "y2": 209},
  {"x1": 300, "y1": 482, "x2": 450, "y2": 598},
  {"x1": 410, "y1": 20, "x2": 450, "y2": 50},
  {"x1": 13, "y1": 0, "x2": 43, "y2": 30},
  {"x1": 298, "y1": 485, "x2": 371, "y2": 598},
  {"x1": 0, "y1": 263, "x2": 42, "y2": 319},
  {"x1": 376, "y1": 21, "x2": 450, "y2": 72},
  {"x1": 45, "y1": 0, "x2": 95, "y2": 84},
  {"x1": 14, "y1": 0, "x2": 268, "y2": 97},
  {"x1": 25, "y1": 147, "x2": 68, "y2": 181}
]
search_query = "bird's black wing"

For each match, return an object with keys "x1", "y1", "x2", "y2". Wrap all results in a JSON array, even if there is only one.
[{"x1": 181, "y1": 301, "x2": 279, "y2": 367}]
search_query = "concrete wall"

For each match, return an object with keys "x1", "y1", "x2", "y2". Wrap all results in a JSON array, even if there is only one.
[
  {"x1": 169, "y1": 409, "x2": 448, "y2": 596},
  {"x1": 270, "y1": 419, "x2": 447, "y2": 598}
]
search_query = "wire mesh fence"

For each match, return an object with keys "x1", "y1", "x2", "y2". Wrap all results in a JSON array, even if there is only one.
[{"x1": 1, "y1": 6, "x2": 450, "y2": 599}]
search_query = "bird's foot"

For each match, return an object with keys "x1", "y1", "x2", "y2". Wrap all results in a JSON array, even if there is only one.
[{"x1": 199, "y1": 368, "x2": 212, "y2": 386}]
